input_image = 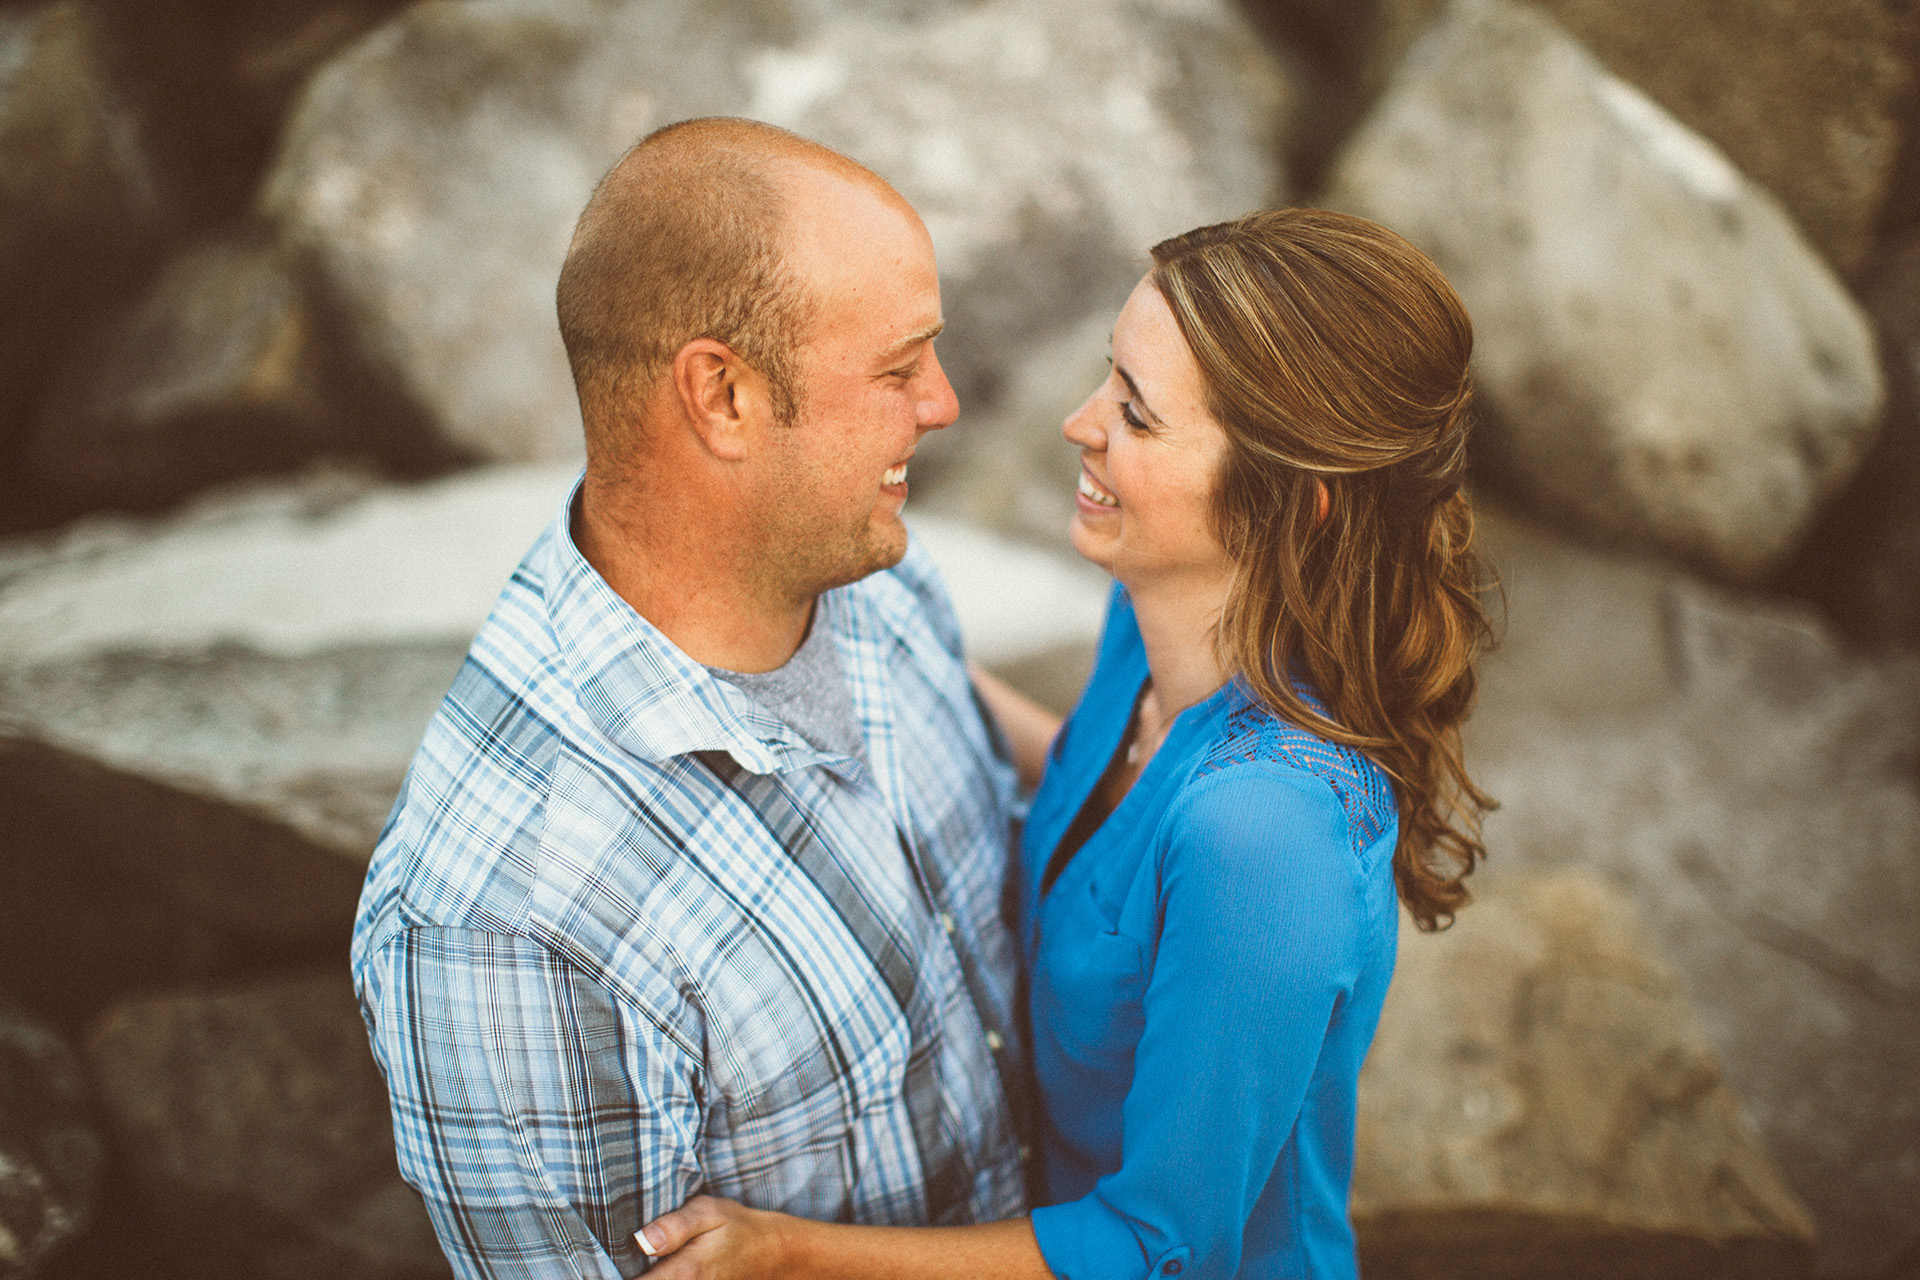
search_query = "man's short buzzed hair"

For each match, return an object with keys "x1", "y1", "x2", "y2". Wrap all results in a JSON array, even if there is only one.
[{"x1": 557, "y1": 117, "x2": 855, "y2": 463}]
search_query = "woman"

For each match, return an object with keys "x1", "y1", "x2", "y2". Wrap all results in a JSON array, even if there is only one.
[{"x1": 635, "y1": 207, "x2": 1495, "y2": 1279}]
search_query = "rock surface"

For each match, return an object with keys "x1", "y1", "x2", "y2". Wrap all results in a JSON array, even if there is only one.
[
  {"x1": 0, "y1": 1009, "x2": 103, "y2": 1279},
  {"x1": 1265, "y1": 0, "x2": 1916, "y2": 272},
  {"x1": 1325, "y1": 0, "x2": 1884, "y2": 582},
  {"x1": 1782, "y1": 231, "x2": 1920, "y2": 650},
  {"x1": 84, "y1": 972, "x2": 447, "y2": 1280},
  {"x1": 261, "y1": 0, "x2": 1291, "y2": 467},
  {"x1": 1355, "y1": 873, "x2": 1814, "y2": 1279},
  {"x1": 1465, "y1": 504, "x2": 1920, "y2": 1276},
  {"x1": 0, "y1": 2, "x2": 163, "y2": 520},
  {"x1": 0, "y1": 463, "x2": 1103, "y2": 950},
  {"x1": 84, "y1": 0, "x2": 411, "y2": 226},
  {"x1": 1526, "y1": 0, "x2": 1916, "y2": 275},
  {"x1": 30, "y1": 232, "x2": 446, "y2": 516}
]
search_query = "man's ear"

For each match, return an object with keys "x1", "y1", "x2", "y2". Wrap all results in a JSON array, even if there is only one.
[{"x1": 670, "y1": 339, "x2": 774, "y2": 462}]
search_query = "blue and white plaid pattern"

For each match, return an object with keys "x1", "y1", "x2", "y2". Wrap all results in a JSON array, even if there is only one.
[{"x1": 352, "y1": 483, "x2": 1026, "y2": 1280}]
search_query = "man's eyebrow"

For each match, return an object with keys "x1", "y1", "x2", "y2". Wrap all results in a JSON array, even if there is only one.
[
  {"x1": 878, "y1": 320, "x2": 945, "y2": 364},
  {"x1": 1114, "y1": 363, "x2": 1165, "y2": 426}
]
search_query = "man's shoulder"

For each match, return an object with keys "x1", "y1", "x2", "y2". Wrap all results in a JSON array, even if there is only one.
[{"x1": 356, "y1": 546, "x2": 685, "y2": 952}]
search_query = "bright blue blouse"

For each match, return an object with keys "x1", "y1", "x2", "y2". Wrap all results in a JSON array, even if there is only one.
[{"x1": 1020, "y1": 587, "x2": 1400, "y2": 1280}]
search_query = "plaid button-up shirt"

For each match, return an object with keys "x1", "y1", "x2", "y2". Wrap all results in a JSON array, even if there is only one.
[{"x1": 352, "y1": 484, "x2": 1027, "y2": 1279}]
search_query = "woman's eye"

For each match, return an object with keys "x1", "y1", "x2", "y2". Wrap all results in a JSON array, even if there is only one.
[{"x1": 1119, "y1": 402, "x2": 1151, "y2": 433}]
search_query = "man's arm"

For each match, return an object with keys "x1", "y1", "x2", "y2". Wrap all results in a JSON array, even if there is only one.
[{"x1": 365, "y1": 925, "x2": 705, "y2": 1280}]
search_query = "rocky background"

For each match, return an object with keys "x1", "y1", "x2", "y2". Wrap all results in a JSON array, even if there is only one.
[{"x1": 0, "y1": 0, "x2": 1917, "y2": 1277}]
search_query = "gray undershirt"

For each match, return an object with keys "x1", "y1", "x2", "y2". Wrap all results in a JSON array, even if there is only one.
[{"x1": 707, "y1": 610, "x2": 866, "y2": 760}]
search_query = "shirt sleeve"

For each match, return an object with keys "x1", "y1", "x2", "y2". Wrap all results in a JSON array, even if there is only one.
[
  {"x1": 360, "y1": 926, "x2": 705, "y2": 1280},
  {"x1": 1029, "y1": 765, "x2": 1369, "y2": 1280}
]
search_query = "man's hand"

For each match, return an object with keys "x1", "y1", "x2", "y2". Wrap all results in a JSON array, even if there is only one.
[{"x1": 636, "y1": 1195, "x2": 799, "y2": 1279}]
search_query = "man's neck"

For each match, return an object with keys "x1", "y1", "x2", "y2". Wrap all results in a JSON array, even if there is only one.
[{"x1": 574, "y1": 479, "x2": 814, "y2": 674}]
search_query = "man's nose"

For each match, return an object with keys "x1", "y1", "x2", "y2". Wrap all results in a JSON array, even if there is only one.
[{"x1": 918, "y1": 345, "x2": 960, "y2": 431}]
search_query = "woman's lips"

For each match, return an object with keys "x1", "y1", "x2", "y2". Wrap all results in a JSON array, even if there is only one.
[{"x1": 1077, "y1": 469, "x2": 1118, "y2": 507}]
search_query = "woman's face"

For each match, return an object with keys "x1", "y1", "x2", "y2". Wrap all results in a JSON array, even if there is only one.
[{"x1": 1063, "y1": 276, "x2": 1234, "y2": 594}]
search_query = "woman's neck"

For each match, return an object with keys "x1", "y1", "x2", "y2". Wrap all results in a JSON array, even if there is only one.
[{"x1": 1126, "y1": 571, "x2": 1233, "y2": 720}]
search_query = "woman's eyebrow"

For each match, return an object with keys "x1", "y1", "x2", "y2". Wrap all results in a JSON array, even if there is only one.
[{"x1": 1114, "y1": 364, "x2": 1166, "y2": 426}]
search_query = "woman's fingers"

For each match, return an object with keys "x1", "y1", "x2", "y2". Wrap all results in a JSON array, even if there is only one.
[{"x1": 636, "y1": 1194, "x2": 734, "y2": 1259}]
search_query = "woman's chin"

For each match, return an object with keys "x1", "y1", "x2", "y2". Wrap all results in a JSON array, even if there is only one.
[{"x1": 1068, "y1": 517, "x2": 1115, "y2": 573}]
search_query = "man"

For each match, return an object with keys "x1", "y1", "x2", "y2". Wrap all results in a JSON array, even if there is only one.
[{"x1": 352, "y1": 118, "x2": 1027, "y2": 1279}]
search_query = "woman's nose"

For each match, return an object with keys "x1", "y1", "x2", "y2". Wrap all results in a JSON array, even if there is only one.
[{"x1": 1062, "y1": 392, "x2": 1107, "y2": 450}]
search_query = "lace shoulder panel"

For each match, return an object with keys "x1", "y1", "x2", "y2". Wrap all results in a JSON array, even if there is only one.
[{"x1": 1191, "y1": 694, "x2": 1397, "y2": 861}]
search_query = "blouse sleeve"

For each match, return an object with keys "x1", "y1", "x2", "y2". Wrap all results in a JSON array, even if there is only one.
[{"x1": 1028, "y1": 764, "x2": 1370, "y2": 1280}]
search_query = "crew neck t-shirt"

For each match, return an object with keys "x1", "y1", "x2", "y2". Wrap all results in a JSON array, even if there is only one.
[{"x1": 706, "y1": 610, "x2": 866, "y2": 760}]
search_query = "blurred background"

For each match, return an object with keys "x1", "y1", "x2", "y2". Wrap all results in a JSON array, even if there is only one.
[{"x1": 0, "y1": 0, "x2": 1916, "y2": 1277}]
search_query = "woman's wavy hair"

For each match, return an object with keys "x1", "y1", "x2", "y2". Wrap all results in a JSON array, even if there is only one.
[{"x1": 1150, "y1": 207, "x2": 1496, "y2": 930}]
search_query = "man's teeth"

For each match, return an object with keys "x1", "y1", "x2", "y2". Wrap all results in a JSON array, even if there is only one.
[
  {"x1": 1078, "y1": 472, "x2": 1118, "y2": 507},
  {"x1": 883, "y1": 464, "x2": 908, "y2": 486}
]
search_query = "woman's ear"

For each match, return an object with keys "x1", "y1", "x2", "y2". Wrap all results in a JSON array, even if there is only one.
[{"x1": 1314, "y1": 478, "x2": 1330, "y2": 527}]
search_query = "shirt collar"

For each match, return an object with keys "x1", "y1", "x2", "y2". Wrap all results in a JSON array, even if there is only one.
[{"x1": 532, "y1": 475, "x2": 919, "y2": 778}]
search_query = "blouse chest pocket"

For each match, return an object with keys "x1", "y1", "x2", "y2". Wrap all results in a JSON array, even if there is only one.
[{"x1": 1033, "y1": 878, "x2": 1151, "y2": 1072}]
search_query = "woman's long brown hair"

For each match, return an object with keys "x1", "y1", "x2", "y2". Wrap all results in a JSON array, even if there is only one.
[{"x1": 1150, "y1": 207, "x2": 1496, "y2": 930}]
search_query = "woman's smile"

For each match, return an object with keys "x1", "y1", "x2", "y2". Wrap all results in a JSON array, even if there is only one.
[{"x1": 1077, "y1": 468, "x2": 1118, "y2": 508}]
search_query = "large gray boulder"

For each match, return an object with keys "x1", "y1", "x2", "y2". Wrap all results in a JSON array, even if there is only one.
[
  {"x1": 1355, "y1": 873, "x2": 1813, "y2": 1279},
  {"x1": 1261, "y1": 0, "x2": 1915, "y2": 273},
  {"x1": 1465, "y1": 504, "x2": 1920, "y2": 1276},
  {"x1": 1523, "y1": 0, "x2": 1916, "y2": 275},
  {"x1": 1324, "y1": 0, "x2": 1883, "y2": 582},
  {"x1": 84, "y1": 972, "x2": 447, "y2": 1280},
  {"x1": 29, "y1": 232, "x2": 449, "y2": 517},
  {"x1": 0, "y1": 1009, "x2": 103, "y2": 1279},
  {"x1": 260, "y1": 0, "x2": 1291, "y2": 468}
]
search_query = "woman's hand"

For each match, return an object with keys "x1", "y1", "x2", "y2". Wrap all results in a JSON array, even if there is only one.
[
  {"x1": 638, "y1": 1199, "x2": 1053, "y2": 1280},
  {"x1": 636, "y1": 1195, "x2": 798, "y2": 1279}
]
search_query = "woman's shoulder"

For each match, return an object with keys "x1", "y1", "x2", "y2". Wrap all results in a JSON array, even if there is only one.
[{"x1": 1178, "y1": 687, "x2": 1398, "y2": 863}]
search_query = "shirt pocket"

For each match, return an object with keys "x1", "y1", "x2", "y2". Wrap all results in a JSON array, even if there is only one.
[{"x1": 1033, "y1": 879, "x2": 1150, "y2": 1073}]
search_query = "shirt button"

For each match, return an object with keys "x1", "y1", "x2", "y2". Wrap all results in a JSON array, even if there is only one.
[
  {"x1": 985, "y1": 1030, "x2": 1004, "y2": 1051},
  {"x1": 1163, "y1": 1262, "x2": 1183, "y2": 1275},
  {"x1": 938, "y1": 912, "x2": 957, "y2": 934},
  {"x1": 1018, "y1": 1144, "x2": 1032, "y2": 1161}
]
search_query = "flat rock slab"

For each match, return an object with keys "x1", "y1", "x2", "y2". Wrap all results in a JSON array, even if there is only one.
[
  {"x1": 1465, "y1": 505, "x2": 1920, "y2": 1275},
  {"x1": 84, "y1": 972, "x2": 447, "y2": 1280},
  {"x1": 0, "y1": 1008, "x2": 103, "y2": 1279},
  {"x1": 0, "y1": 464, "x2": 1105, "y2": 952},
  {"x1": 1326, "y1": 0, "x2": 1882, "y2": 582}
]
